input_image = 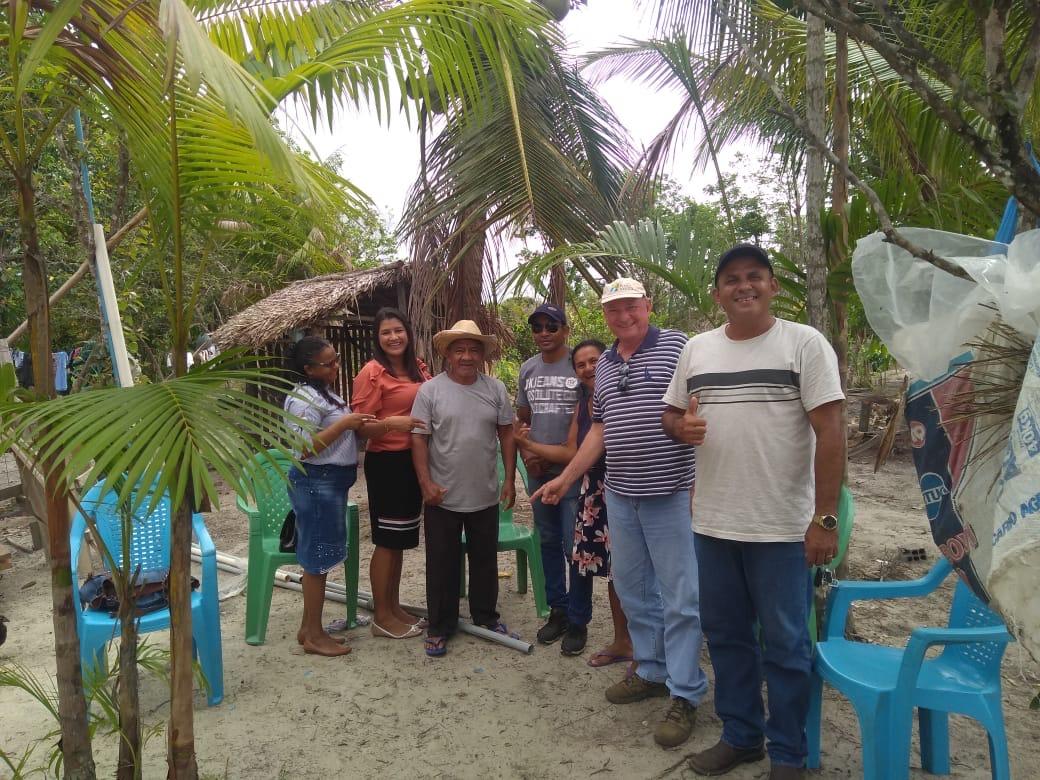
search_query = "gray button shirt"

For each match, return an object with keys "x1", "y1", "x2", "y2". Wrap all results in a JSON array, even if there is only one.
[{"x1": 284, "y1": 384, "x2": 358, "y2": 466}]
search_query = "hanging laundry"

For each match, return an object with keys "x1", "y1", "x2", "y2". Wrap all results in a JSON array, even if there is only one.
[{"x1": 53, "y1": 351, "x2": 69, "y2": 394}]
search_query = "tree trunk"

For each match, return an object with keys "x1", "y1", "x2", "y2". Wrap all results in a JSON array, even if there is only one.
[
  {"x1": 447, "y1": 209, "x2": 488, "y2": 330},
  {"x1": 18, "y1": 160, "x2": 97, "y2": 778},
  {"x1": 804, "y1": 13, "x2": 830, "y2": 335},
  {"x1": 116, "y1": 564, "x2": 142, "y2": 780},
  {"x1": 166, "y1": 502, "x2": 197, "y2": 780},
  {"x1": 829, "y1": 11, "x2": 851, "y2": 397},
  {"x1": 45, "y1": 468, "x2": 97, "y2": 779},
  {"x1": 548, "y1": 264, "x2": 566, "y2": 308},
  {"x1": 165, "y1": 59, "x2": 199, "y2": 778}
]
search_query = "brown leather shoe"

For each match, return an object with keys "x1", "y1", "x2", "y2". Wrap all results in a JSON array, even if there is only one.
[
  {"x1": 688, "y1": 739, "x2": 765, "y2": 776},
  {"x1": 604, "y1": 673, "x2": 669, "y2": 704},
  {"x1": 768, "y1": 764, "x2": 805, "y2": 780}
]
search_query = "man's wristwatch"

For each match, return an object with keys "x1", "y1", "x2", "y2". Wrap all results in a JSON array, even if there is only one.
[{"x1": 812, "y1": 513, "x2": 838, "y2": 531}]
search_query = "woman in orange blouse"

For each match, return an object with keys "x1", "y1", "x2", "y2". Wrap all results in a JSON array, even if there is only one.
[{"x1": 353, "y1": 308, "x2": 432, "y2": 639}]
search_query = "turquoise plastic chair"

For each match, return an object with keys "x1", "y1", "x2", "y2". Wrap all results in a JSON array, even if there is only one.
[
  {"x1": 70, "y1": 481, "x2": 224, "y2": 706},
  {"x1": 236, "y1": 450, "x2": 360, "y2": 645},
  {"x1": 460, "y1": 455, "x2": 548, "y2": 618},
  {"x1": 808, "y1": 557, "x2": 1011, "y2": 779}
]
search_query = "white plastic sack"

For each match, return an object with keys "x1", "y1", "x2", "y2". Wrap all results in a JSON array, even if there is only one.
[
  {"x1": 990, "y1": 340, "x2": 1040, "y2": 661},
  {"x1": 853, "y1": 228, "x2": 1040, "y2": 381}
]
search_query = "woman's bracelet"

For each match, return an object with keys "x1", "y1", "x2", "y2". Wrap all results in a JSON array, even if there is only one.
[{"x1": 383, "y1": 420, "x2": 391, "y2": 435}]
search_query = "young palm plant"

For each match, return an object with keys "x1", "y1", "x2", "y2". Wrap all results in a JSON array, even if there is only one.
[{"x1": 3, "y1": 2, "x2": 569, "y2": 776}]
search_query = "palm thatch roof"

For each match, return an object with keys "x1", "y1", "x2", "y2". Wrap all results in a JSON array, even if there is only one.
[{"x1": 212, "y1": 262, "x2": 409, "y2": 349}]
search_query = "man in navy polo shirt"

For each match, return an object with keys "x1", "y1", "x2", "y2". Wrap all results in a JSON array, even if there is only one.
[{"x1": 533, "y1": 278, "x2": 707, "y2": 749}]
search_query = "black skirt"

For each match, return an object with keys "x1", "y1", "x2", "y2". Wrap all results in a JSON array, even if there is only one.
[{"x1": 364, "y1": 449, "x2": 422, "y2": 549}]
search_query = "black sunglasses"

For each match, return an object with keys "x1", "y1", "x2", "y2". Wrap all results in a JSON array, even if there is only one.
[
  {"x1": 530, "y1": 322, "x2": 561, "y2": 334},
  {"x1": 617, "y1": 361, "x2": 630, "y2": 392}
]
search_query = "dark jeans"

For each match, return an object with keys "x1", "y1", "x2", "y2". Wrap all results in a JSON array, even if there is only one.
[
  {"x1": 694, "y1": 533, "x2": 813, "y2": 767},
  {"x1": 424, "y1": 504, "x2": 499, "y2": 637},
  {"x1": 527, "y1": 473, "x2": 581, "y2": 613}
]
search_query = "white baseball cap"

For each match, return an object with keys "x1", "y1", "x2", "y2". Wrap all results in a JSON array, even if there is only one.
[{"x1": 600, "y1": 277, "x2": 647, "y2": 304}]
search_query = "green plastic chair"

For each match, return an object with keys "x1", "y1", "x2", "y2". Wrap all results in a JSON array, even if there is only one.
[
  {"x1": 459, "y1": 455, "x2": 548, "y2": 618},
  {"x1": 236, "y1": 450, "x2": 360, "y2": 645},
  {"x1": 808, "y1": 484, "x2": 856, "y2": 642}
]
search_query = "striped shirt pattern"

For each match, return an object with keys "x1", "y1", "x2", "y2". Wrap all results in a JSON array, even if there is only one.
[
  {"x1": 592, "y1": 326, "x2": 695, "y2": 497},
  {"x1": 283, "y1": 384, "x2": 359, "y2": 467}
]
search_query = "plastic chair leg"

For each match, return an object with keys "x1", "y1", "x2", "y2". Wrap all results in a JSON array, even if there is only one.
[
  {"x1": 345, "y1": 506, "x2": 360, "y2": 629},
  {"x1": 983, "y1": 698, "x2": 1011, "y2": 780},
  {"x1": 79, "y1": 627, "x2": 110, "y2": 687},
  {"x1": 245, "y1": 552, "x2": 278, "y2": 646},
  {"x1": 515, "y1": 548, "x2": 528, "y2": 594},
  {"x1": 524, "y1": 538, "x2": 549, "y2": 618},
  {"x1": 806, "y1": 673, "x2": 823, "y2": 769},
  {"x1": 193, "y1": 603, "x2": 224, "y2": 706},
  {"x1": 459, "y1": 550, "x2": 467, "y2": 598},
  {"x1": 919, "y1": 708, "x2": 950, "y2": 774}
]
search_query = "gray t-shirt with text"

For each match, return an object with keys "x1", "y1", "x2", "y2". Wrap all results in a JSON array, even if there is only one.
[
  {"x1": 412, "y1": 372, "x2": 515, "y2": 513},
  {"x1": 517, "y1": 353, "x2": 580, "y2": 475}
]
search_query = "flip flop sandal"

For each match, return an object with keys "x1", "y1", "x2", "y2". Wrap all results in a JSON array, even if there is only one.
[
  {"x1": 587, "y1": 651, "x2": 634, "y2": 668},
  {"x1": 424, "y1": 635, "x2": 447, "y2": 657},
  {"x1": 483, "y1": 621, "x2": 520, "y2": 640}
]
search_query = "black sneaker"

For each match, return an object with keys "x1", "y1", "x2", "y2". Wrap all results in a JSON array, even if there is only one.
[
  {"x1": 561, "y1": 624, "x2": 588, "y2": 655},
  {"x1": 536, "y1": 607, "x2": 569, "y2": 644}
]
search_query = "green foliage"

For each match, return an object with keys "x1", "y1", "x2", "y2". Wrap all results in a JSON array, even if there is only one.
[
  {"x1": 0, "y1": 642, "x2": 188, "y2": 777},
  {"x1": 0, "y1": 351, "x2": 306, "y2": 514}
]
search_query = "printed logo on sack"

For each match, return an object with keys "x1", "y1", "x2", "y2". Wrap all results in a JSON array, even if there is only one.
[
  {"x1": 1002, "y1": 446, "x2": 1021, "y2": 483},
  {"x1": 909, "y1": 421, "x2": 926, "y2": 448},
  {"x1": 564, "y1": 377, "x2": 579, "y2": 389},
  {"x1": 1018, "y1": 407, "x2": 1040, "y2": 457},
  {"x1": 920, "y1": 472, "x2": 949, "y2": 522}
]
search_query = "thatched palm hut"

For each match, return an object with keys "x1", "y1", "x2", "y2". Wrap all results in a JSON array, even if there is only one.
[{"x1": 211, "y1": 262, "x2": 424, "y2": 399}]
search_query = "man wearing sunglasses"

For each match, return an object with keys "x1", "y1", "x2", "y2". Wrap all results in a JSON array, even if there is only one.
[
  {"x1": 515, "y1": 303, "x2": 584, "y2": 649},
  {"x1": 532, "y1": 279, "x2": 707, "y2": 750}
]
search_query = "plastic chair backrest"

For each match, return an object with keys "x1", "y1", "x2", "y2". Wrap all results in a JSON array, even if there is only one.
[
  {"x1": 834, "y1": 484, "x2": 856, "y2": 568},
  {"x1": 945, "y1": 580, "x2": 1007, "y2": 675},
  {"x1": 495, "y1": 451, "x2": 529, "y2": 528},
  {"x1": 81, "y1": 482, "x2": 171, "y2": 572},
  {"x1": 241, "y1": 451, "x2": 292, "y2": 537}
]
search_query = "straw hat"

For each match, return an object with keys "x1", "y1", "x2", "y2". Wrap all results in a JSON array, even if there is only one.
[{"x1": 433, "y1": 320, "x2": 500, "y2": 357}]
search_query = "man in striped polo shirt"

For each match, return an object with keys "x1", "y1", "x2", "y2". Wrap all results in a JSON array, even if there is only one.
[{"x1": 533, "y1": 277, "x2": 707, "y2": 749}]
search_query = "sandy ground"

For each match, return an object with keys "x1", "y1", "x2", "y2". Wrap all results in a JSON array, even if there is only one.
[{"x1": 1, "y1": 453, "x2": 1039, "y2": 779}]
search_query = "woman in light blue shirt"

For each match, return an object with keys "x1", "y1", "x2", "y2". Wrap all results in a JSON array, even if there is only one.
[{"x1": 284, "y1": 336, "x2": 373, "y2": 657}]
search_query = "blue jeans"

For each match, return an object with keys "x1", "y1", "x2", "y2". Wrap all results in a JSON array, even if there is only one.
[
  {"x1": 694, "y1": 533, "x2": 813, "y2": 767},
  {"x1": 528, "y1": 474, "x2": 581, "y2": 614},
  {"x1": 605, "y1": 489, "x2": 707, "y2": 704}
]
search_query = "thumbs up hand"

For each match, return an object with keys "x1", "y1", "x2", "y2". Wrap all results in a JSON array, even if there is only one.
[{"x1": 678, "y1": 395, "x2": 707, "y2": 446}]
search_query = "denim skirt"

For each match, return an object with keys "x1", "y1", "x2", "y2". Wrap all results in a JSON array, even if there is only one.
[{"x1": 287, "y1": 462, "x2": 357, "y2": 575}]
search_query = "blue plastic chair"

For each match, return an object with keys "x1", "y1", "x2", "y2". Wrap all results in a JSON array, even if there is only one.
[
  {"x1": 808, "y1": 558, "x2": 1011, "y2": 779},
  {"x1": 70, "y1": 481, "x2": 224, "y2": 706}
]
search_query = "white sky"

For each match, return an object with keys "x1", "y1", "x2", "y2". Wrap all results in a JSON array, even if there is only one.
[{"x1": 282, "y1": 1, "x2": 742, "y2": 258}]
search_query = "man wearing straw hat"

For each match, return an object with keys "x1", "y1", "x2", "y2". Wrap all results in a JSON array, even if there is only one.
[{"x1": 411, "y1": 320, "x2": 519, "y2": 657}]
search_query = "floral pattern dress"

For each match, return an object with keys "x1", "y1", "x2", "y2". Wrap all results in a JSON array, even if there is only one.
[{"x1": 572, "y1": 389, "x2": 611, "y2": 578}]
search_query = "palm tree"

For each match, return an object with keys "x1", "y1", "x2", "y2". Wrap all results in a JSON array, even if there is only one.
[
  {"x1": 3, "y1": 1, "x2": 561, "y2": 776},
  {"x1": 398, "y1": 29, "x2": 637, "y2": 349}
]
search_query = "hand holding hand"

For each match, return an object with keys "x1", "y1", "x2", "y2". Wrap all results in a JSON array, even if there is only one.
[
  {"x1": 385, "y1": 415, "x2": 426, "y2": 433},
  {"x1": 345, "y1": 412, "x2": 377, "y2": 431},
  {"x1": 421, "y1": 480, "x2": 448, "y2": 507},
  {"x1": 675, "y1": 396, "x2": 707, "y2": 446}
]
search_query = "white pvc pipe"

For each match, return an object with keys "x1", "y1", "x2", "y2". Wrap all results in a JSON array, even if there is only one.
[
  {"x1": 193, "y1": 546, "x2": 534, "y2": 653},
  {"x1": 92, "y1": 224, "x2": 133, "y2": 388}
]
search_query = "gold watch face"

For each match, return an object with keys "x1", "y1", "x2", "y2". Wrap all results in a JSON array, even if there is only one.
[{"x1": 819, "y1": 514, "x2": 838, "y2": 531}]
